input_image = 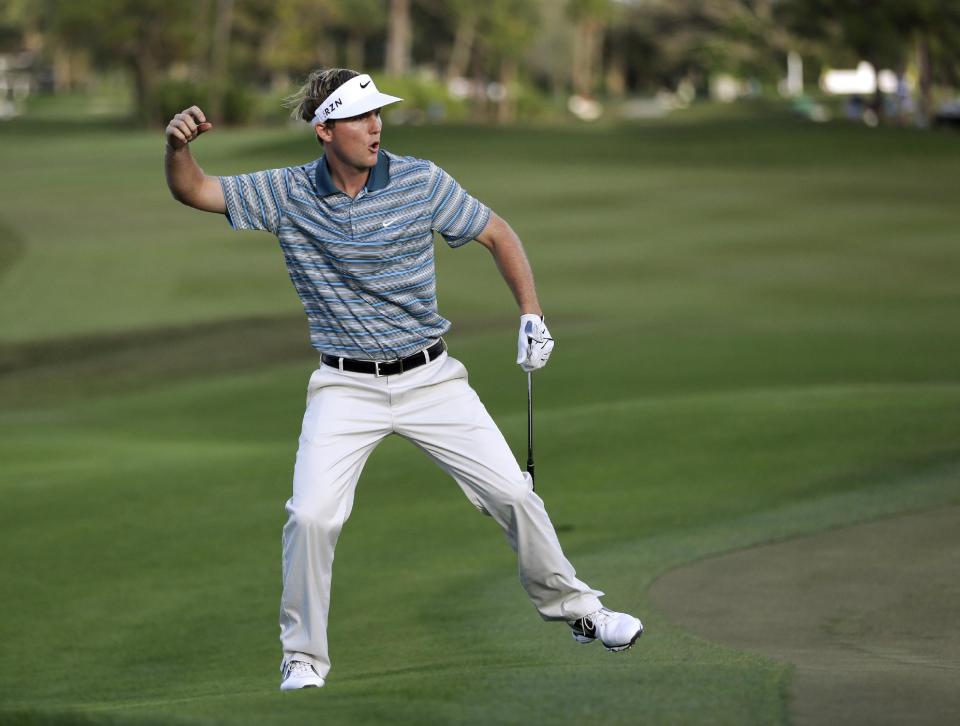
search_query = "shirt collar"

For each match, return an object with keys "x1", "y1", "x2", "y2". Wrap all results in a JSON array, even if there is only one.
[{"x1": 315, "y1": 150, "x2": 391, "y2": 197}]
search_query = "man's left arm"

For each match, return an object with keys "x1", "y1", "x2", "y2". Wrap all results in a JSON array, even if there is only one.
[
  {"x1": 475, "y1": 213, "x2": 554, "y2": 372},
  {"x1": 475, "y1": 212, "x2": 542, "y2": 317}
]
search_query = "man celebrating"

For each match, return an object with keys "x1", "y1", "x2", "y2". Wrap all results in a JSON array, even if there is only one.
[{"x1": 164, "y1": 68, "x2": 642, "y2": 691}]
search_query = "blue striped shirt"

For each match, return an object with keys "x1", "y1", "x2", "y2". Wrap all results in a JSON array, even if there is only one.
[{"x1": 219, "y1": 150, "x2": 491, "y2": 360}]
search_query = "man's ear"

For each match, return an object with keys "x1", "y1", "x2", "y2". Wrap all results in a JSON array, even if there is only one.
[{"x1": 315, "y1": 123, "x2": 333, "y2": 145}]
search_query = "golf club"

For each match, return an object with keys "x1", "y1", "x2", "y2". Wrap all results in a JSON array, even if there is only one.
[{"x1": 527, "y1": 370, "x2": 535, "y2": 489}]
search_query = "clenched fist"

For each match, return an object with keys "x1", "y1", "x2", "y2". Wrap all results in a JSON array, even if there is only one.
[{"x1": 165, "y1": 106, "x2": 213, "y2": 150}]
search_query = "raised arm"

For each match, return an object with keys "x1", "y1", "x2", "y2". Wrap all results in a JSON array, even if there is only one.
[{"x1": 164, "y1": 105, "x2": 226, "y2": 213}]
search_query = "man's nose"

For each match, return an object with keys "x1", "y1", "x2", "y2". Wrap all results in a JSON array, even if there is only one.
[{"x1": 369, "y1": 113, "x2": 382, "y2": 133}]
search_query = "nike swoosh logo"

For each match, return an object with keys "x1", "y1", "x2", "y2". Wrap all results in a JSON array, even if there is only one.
[
  {"x1": 382, "y1": 218, "x2": 398, "y2": 228},
  {"x1": 360, "y1": 81, "x2": 371, "y2": 89}
]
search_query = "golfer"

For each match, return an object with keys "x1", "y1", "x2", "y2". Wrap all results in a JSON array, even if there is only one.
[{"x1": 164, "y1": 68, "x2": 642, "y2": 691}]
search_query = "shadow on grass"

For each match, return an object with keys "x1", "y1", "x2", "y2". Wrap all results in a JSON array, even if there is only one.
[
  {"x1": 0, "y1": 117, "x2": 141, "y2": 137},
  {"x1": 0, "y1": 315, "x2": 313, "y2": 408},
  {"x1": 0, "y1": 310, "x2": 514, "y2": 409},
  {"x1": 0, "y1": 710, "x2": 184, "y2": 726},
  {"x1": 0, "y1": 218, "x2": 26, "y2": 282}
]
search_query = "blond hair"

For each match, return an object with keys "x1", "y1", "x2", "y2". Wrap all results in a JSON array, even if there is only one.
[{"x1": 285, "y1": 68, "x2": 360, "y2": 124}]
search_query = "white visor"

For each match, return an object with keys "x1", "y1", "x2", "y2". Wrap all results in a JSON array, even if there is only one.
[{"x1": 311, "y1": 74, "x2": 403, "y2": 126}]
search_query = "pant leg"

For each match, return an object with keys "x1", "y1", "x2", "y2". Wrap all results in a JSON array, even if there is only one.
[
  {"x1": 280, "y1": 366, "x2": 392, "y2": 678},
  {"x1": 390, "y1": 353, "x2": 604, "y2": 621}
]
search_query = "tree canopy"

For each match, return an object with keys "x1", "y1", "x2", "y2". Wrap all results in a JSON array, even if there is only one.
[{"x1": 1, "y1": 0, "x2": 957, "y2": 125}]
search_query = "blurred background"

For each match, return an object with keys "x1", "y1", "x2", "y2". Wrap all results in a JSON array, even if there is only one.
[{"x1": 2, "y1": 0, "x2": 959, "y2": 128}]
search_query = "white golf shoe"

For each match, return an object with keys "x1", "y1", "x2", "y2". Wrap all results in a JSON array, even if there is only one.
[
  {"x1": 569, "y1": 607, "x2": 643, "y2": 652},
  {"x1": 280, "y1": 660, "x2": 325, "y2": 691}
]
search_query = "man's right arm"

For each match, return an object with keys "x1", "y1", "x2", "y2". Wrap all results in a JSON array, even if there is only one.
[{"x1": 164, "y1": 105, "x2": 226, "y2": 214}]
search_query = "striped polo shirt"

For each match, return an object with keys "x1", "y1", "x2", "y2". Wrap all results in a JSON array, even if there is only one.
[{"x1": 219, "y1": 150, "x2": 491, "y2": 361}]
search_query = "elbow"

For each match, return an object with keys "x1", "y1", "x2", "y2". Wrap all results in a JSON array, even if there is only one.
[
  {"x1": 168, "y1": 185, "x2": 201, "y2": 209},
  {"x1": 165, "y1": 178, "x2": 190, "y2": 205},
  {"x1": 165, "y1": 171, "x2": 218, "y2": 210}
]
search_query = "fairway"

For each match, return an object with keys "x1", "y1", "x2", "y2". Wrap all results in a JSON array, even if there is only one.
[{"x1": 2, "y1": 110, "x2": 959, "y2": 725}]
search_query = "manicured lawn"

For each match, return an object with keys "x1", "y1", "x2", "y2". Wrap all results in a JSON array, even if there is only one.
[{"x1": 1, "y1": 109, "x2": 958, "y2": 724}]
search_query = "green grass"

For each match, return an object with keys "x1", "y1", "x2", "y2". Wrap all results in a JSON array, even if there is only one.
[{"x1": 1, "y1": 108, "x2": 959, "y2": 724}]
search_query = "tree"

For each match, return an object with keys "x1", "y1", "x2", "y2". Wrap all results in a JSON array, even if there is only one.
[
  {"x1": 385, "y1": 0, "x2": 411, "y2": 75},
  {"x1": 442, "y1": 0, "x2": 479, "y2": 82},
  {"x1": 476, "y1": 0, "x2": 540, "y2": 122},
  {"x1": 46, "y1": 0, "x2": 199, "y2": 125},
  {"x1": 778, "y1": 0, "x2": 960, "y2": 122},
  {"x1": 566, "y1": 0, "x2": 611, "y2": 97},
  {"x1": 334, "y1": 0, "x2": 385, "y2": 71},
  {"x1": 257, "y1": 0, "x2": 341, "y2": 80},
  {"x1": 609, "y1": 0, "x2": 787, "y2": 96},
  {"x1": 701, "y1": 0, "x2": 787, "y2": 84},
  {"x1": 208, "y1": 0, "x2": 235, "y2": 126},
  {"x1": 885, "y1": 0, "x2": 960, "y2": 122}
]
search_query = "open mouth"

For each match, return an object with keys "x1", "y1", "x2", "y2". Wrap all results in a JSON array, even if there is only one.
[{"x1": 369, "y1": 141, "x2": 380, "y2": 152}]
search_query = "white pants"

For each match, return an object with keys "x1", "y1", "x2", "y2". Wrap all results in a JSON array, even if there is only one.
[{"x1": 279, "y1": 351, "x2": 604, "y2": 678}]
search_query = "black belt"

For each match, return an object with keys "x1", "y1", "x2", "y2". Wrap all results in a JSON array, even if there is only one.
[{"x1": 321, "y1": 339, "x2": 446, "y2": 377}]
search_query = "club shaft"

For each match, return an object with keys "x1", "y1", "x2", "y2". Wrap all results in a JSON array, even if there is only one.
[{"x1": 527, "y1": 371, "x2": 535, "y2": 488}]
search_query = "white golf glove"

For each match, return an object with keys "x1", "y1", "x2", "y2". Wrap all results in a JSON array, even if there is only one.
[{"x1": 516, "y1": 314, "x2": 554, "y2": 372}]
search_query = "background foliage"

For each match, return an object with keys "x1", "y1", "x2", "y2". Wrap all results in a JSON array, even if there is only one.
[{"x1": 1, "y1": 0, "x2": 958, "y2": 125}]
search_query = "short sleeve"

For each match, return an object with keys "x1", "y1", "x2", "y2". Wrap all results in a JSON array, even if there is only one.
[
  {"x1": 219, "y1": 168, "x2": 289, "y2": 234},
  {"x1": 428, "y1": 163, "x2": 491, "y2": 248}
]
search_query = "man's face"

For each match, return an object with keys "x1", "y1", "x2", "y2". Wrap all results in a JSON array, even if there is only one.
[{"x1": 317, "y1": 109, "x2": 382, "y2": 170}]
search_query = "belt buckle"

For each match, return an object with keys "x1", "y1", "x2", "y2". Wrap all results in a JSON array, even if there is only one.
[{"x1": 374, "y1": 358, "x2": 400, "y2": 377}]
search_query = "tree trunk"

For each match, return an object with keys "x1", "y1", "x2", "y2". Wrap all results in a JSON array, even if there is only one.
[
  {"x1": 605, "y1": 45, "x2": 625, "y2": 98},
  {"x1": 191, "y1": 0, "x2": 215, "y2": 75},
  {"x1": 53, "y1": 48, "x2": 75, "y2": 92},
  {"x1": 132, "y1": 53, "x2": 159, "y2": 127},
  {"x1": 470, "y1": 51, "x2": 488, "y2": 121},
  {"x1": 496, "y1": 59, "x2": 516, "y2": 124},
  {"x1": 572, "y1": 18, "x2": 603, "y2": 97},
  {"x1": 209, "y1": 0, "x2": 235, "y2": 126},
  {"x1": 571, "y1": 21, "x2": 584, "y2": 95},
  {"x1": 867, "y1": 60, "x2": 884, "y2": 124},
  {"x1": 915, "y1": 31, "x2": 932, "y2": 125},
  {"x1": 445, "y1": 11, "x2": 476, "y2": 81},
  {"x1": 385, "y1": 0, "x2": 411, "y2": 76},
  {"x1": 589, "y1": 19, "x2": 604, "y2": 97},
  {"x1": 346, "y1": 33, "x2": 365, "y2": 71}
]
